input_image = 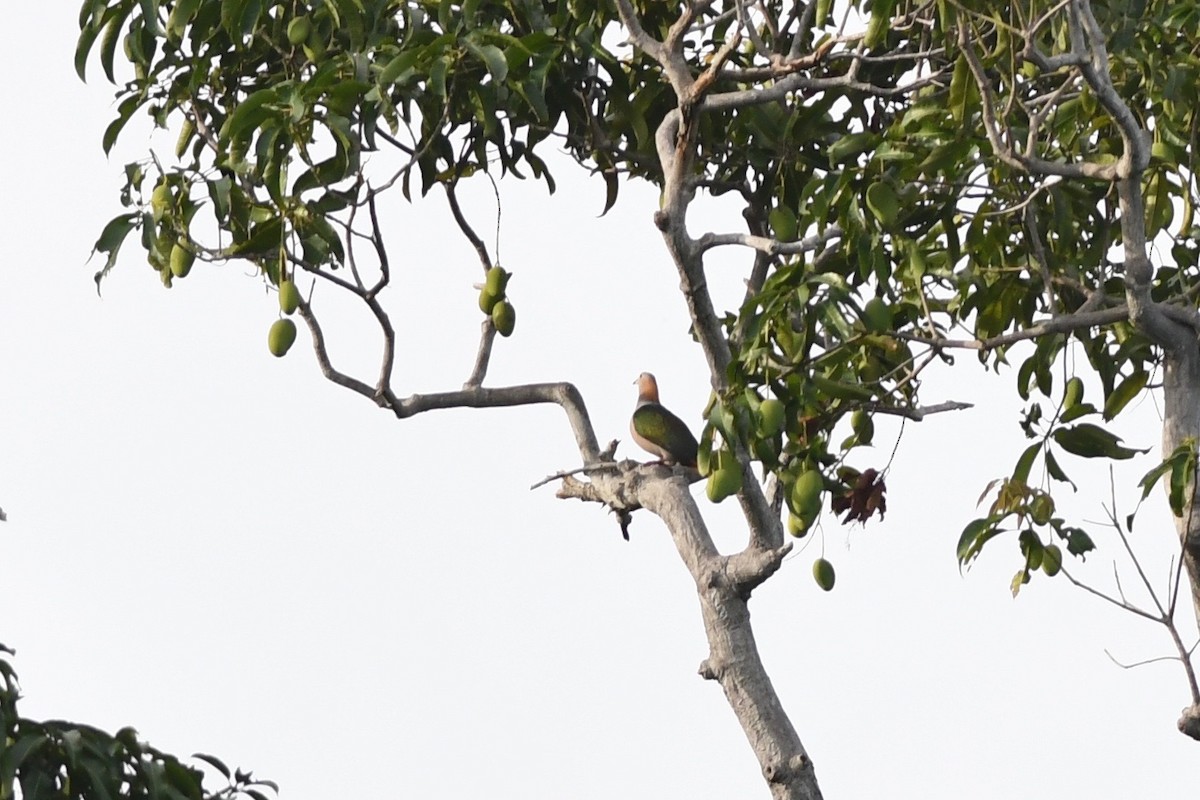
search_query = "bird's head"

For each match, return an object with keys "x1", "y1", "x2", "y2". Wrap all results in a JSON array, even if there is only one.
[{"x1": 634, "y1": 372, "x2": 660, "y2": 404}]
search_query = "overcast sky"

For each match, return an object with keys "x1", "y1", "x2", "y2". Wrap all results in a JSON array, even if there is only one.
[{"x1": 2, "y1": 4, "x2": 1199, "y2": 799}]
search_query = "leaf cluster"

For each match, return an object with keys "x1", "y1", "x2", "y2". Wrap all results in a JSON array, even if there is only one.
[{"x1": 0, "y1": 645, "x2": 275, "y2": 800}]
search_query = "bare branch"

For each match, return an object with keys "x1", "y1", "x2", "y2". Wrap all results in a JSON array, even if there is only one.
[
  {"x1": 296, "y1": 300, "x2": 377, "y2": 401},
  {"x1": 869, "y1": 400, "x2": 974, "y2": 421},
  {"x1": 1059, "y1": 566, "x2": 1160, "y2": 622},
  {"x1": 900, "y1": 305, "x2": 1132, "y2": 351},
  {"x1": 1104, "y1": 649, "x2": 1188, "y2": 670},
  {"x1": 1071, "y1": 0, "x2": 1149, "y2": 175},
  {"x1": 1023, "y1": 204, "x2": 1058, "y2": 314},
  {"x1": 614, "y1": 0, "x2": 687, "y2": 89},
  {"x1": 696, "y1": 226, "x2": 843, "y2": 256},
  {"x1": 530, "y1": 460, "x2": 623, "y2": 491},
  {"x1": 734, "y1": 0, "x2": 769, "y2": 63},
  {"x1": 445, "y1": 182, "x2": 494, "y2": 273},
  {"x1": 365, "y1": 193, "x2": 391, "y2": 297},
  {"x1": 958, "y1": 25, "x2": 1115, "y2": 181},
  {"x1": 367, "y1": 100, "x2": 453, "y2": 199},
  {"x1": 393, "y1": 383, "x2": 602, "y2": 464},
  {"x1": 463, "y1": 321, "x2": 498, "y2": 389}
]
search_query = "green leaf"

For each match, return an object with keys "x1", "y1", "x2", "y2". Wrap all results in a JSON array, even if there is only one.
[
  {"x1": 601, "y1": 167, "x2": 618, "y2": 215},
  {"x1": 697, "y1": 422, "x2": 715, "y2": 477},
  {"x1": 74, "y1": 19, "x2": 101, "y2": 81},
  {"x1": 1169, "y1": 452, "x2": 1192, "y2": 517},
  {"x1": 90, "y1": 213, "x2": 140, "y2": 288},
  {"x1": 464, "y1": 39, "x2": 508, "y2": 83},
  {"x1": 102, "y1": 95, "x2": 143, "y2": 155},
  {"x1": 207, "y1": 177, "x2": 233, "y2": 223},
  {"x1": 229, "y1": 216, "x2": 283, "y2": 256},
  {"x1": 827, "y1": 132, "x2": 878, "y2": 164},
  {"x1": 1010, "y1": 568, "x2": 1030, "y2": 597},
  {"x1": 1044, "y1": 450, "x2": 1076, "y2": 489},
  {"x1": 379, "y1": 49, "x2": 422, "y2": 85},
  {"x1": 1102, "y1": 370, "x2": 1148, "y2": 420},
  {"x1": 1016, "y1": 354, "x2": 1035, "y2": 401},
  {"x1": 219, "y1": 87, "x2": 279, "y2": 142},
  {"x1": 1059, "y1": 403, "x2": 1097, "y2": 423},
  {"x1": 98, "y1": 6, "x2": 132, "y2": 84},
  {"x1": 1013, "y1": 442, "x2": 1040, "y2": 485},
  {"x1": 0, "y1": 733, "x2": 48, "y2": 788},
  {"x1": 863, "y1": 0, "x2": 894, "y2": 48},
  {"x1": 1052, "y1": 423, "x2": 1146, "y2": 460},
  {"x1": 306, "y1": 215, "x2": 344, "y2": 263},
  {"x1": 79, "y1": 759, "x2": 118, "y2": 800},
  {"x1": 138, "y1": 0, "x2": 162, "y2": 36},
  {"x1": 167, "y1": 0, "x2": 201, "y2": 39},
  {"x1": 220, "y1": 0, "x2": 250, "y2": 38},
  {"x1": 865, "y1": 182, "x2": 900, "y2": 229},
  {"x1": 957, "y1": 514, "x2": 1006, "y2": 567},
  {"x1": 1138, "y1": 457, "x2": 1174, "y2": 502},
  {"x1": 292, "y1": 151, "x2": 350, "y2": 195},
  {"x1": 948, "y1": 54, "x2": 970, "y2": 124},
  {"x1": 515, "y1": 78, "x2": 549, "y2": 122},
  {"x1": 814, "y1": 0, "x2": 833, "y2": 25},
  {"x1": 1139, "y1": 440, "x2": 1197, "y2": 516},
  {"x1": 769, "y1": 206, "x2": 798, "y2": 241},
  {"x1": 1064, "y1": 528, "x2": 1095, "y2": 557}
]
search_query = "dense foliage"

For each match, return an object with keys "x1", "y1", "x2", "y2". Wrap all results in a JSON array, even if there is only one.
[
  {"x1": 75, "y1": 5, "x2": 1200, "y2": 793},
  {"x1": 0, "y1": 645, "x2": 275, "y2": 800},
  {"x1": 78, "y1": 0, "x2": 1200, "y2": 592}
]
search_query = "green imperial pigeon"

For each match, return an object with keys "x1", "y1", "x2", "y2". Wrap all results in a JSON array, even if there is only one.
[{"x1": 631, "y1": 372, "x2": 699, "y2": 467}]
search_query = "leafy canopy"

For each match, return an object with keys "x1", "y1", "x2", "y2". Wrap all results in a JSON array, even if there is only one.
[
  {"x1": 78, "y1": 0, "x2": 1200, "y2": 590},
  {"x1": 0, "y1": 644, "x2": 276, "y2": 800}
]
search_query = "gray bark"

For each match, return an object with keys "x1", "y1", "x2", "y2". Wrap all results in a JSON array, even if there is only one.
[{"x1": 561, "y1": 467, "x2": 821, "y2": 799}]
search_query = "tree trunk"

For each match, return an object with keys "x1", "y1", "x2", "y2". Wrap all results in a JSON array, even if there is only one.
[
  {"x1": 637, "y1": 478, "x2": 823, "y2": 799},
  {"x1": 1161, "y1": 347, "x2": 1200, "y2": 624}
]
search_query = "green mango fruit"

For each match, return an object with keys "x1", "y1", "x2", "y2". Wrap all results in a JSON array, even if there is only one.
[
  {"x1": 861, "y1": 297, "x2": 892, "y2": 333},
  {"x1": 865, "y1": 182, "x2": 900, "y2": 228},
  {"x1": 706, "y1": 467, "x2": 742, "y2": 503},
  {"x1": 169, "y1": 243, "x2": 194, "y2": 278},
  {"x1": 1064, "y1": 376, "x2": 1084, "y2": 410},
  {"x1": 1042, "y1": 544, "x2": 1063, "y2": 577},
  {"x1": 268, "y1": 318, "x2": 298, "y2": 357},
  {"x1": 150, "y1": 182, "x2": 172, "y2": 221},
  {"x1": 279, "y1": 280, "x2": 301, "y2": 315},
  {"x1": 479, "y1": 287, "x2": 500, "y2": 314},
  {"x1": 813, "y1": 558, "x2": 836, "y2": 591},
  {"x1": 287, "y1": 16, "x2": 312, "y2": 46},
  {"x1": 851, "y1": 408, "x2": 874, "y2": 445},
  {"x1": 758, "y1": 398, "x2": 786, "y2": 437},
  {"x1": 492, "y1": 300, "x2": 516, "y2": 337},
  {"x1": 1029, "y1": 494, "x2": 1054, "y2": 526},
  {"x1": 791, "y1": 469, "x2": 824, "y2": 518},
  {"x1": 787, "y1": 512, "x2": 813, "y2": 538},
  {"x1": 485, "y1": 265, "x2": 510, "y2": 296}
]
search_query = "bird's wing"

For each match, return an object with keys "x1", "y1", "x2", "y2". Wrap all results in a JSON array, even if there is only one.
[{"x1": 632, "y1": 403, "x2": 699, "y2": 465}]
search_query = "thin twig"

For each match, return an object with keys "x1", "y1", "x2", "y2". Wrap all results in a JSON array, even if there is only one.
[
  {"x1": 530, "y1": 461, "x2": 623, "y2": 491},
  {"x1": 445, "y1": 182, "x2": 493, "y2": 272}
]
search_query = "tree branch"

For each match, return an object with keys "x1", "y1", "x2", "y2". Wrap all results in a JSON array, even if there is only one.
[
  {"x1": 696, "y1": 227, "x2": 843, "y2": 257},
  {"x1": 445, "y1": 182, "x2": 494, "y2": 272},
  {"x1": 900, "y1": 305, "x2": 1134, "y2": 351},
  {"x1": 959, "y1": 25, "x2": 1116, "y2": 181}
]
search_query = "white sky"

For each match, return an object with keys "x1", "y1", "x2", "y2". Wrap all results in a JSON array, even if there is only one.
[{"x1": 2, "y1": 5, "x2": 1199, "y2": 798}]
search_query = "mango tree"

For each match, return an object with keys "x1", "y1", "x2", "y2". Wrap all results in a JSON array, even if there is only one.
[{"x1": 77, "y1": 0, "x2": 1200, "y2": 797}]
